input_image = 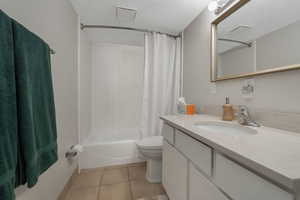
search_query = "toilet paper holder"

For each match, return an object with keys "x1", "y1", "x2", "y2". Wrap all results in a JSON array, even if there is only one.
[{"x1": 65, "y1": 145, "x2": 83, "y2": 159}]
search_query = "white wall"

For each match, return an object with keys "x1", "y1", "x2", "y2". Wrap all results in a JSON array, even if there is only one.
[
  {"x1": 79, "y1": 30, "x2": 92, "y2": 142},
  {"x1": 0, "y1": 0, "x2": 79, "y2": 199},
  {"x1": 218, "y1": 44, "x2": 255, "y2": 77},
  {"x1": 183, "y1": 7, "x2": 300, "y2": 113},
  {"x1": 90, "y1": 43, "x2": 144, "y2": 140},
  {"x1": 86, "y1": 29, "x2": 145, "y2": 47},
  {"x1": 256, "y1": 20, "x2": 300, "y2": 70}
]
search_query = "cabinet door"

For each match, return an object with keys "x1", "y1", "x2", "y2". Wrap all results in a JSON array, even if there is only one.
[
  {"x1": 163, "y1": 140, "x2": 188, "y2": 200},
  {"x1": 162, "y1": 123, "x2": 175, "y2": 144},
  {"x1": 215, "y1": 153, "x2": 294, "y2": 200},
  {"x1": 175, "y1": 130, "x2": 212, "y2": 176},
  {"x1": 189, "y1": 164, "x2": 228, "y2": 200}
]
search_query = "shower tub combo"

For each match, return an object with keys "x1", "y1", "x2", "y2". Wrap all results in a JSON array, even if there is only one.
[{"x1": 79, "y1": 128, "x2": 144, "y2": 169}]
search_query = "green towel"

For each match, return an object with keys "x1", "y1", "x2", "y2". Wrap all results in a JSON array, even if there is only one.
[
  {"x1": 0, "y1": 10, "x2": 18, "y2": 200},
  {"x1": 12, "y1": 20, "x2": 58, "y2": 188}
]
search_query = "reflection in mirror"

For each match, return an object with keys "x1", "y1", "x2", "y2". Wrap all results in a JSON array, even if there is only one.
[{"x1": 213, "y1": 0, "x2": 300, "y2": 80}]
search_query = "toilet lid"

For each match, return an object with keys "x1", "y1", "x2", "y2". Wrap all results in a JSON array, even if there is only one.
[{"x1": 137, "y1": 136, "x2": 163, "y2": 150}]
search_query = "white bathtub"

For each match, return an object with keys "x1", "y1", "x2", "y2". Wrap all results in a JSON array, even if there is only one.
[{"x1": 79, "y1": 129, "x2": 144, "y2": 169}]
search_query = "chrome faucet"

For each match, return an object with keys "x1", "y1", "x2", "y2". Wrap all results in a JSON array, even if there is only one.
[{"x1": 236, "y1": 105, "x2": 260, "y2": 127}]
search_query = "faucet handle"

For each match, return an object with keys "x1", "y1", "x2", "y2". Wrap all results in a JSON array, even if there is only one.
[
  {"x1": 237, "y1": 105, "x2": 261, "y2": 127},
  {"x1": 238, "y1": 105, "x2": 250, "y2": 116}
]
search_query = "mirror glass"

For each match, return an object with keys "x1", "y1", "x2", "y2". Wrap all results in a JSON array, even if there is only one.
[{"x1": 214, "y1": 0, "x2": 300, "y2": 80}]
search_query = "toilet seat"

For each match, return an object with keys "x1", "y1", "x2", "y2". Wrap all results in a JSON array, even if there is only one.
[{"x1": 136, "y1": 136, "x2": 163, "y2": 150}]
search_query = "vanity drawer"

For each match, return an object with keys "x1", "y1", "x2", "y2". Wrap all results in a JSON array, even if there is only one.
[
  {"x1": 189, "y1": 163, "x2": 228, "y2": 200},
  {"x1": 215, "y1": 153, "x2": 293, "y2": 200},
  {"x1": 175, "y1": 130, "x2": 212, "y2": 176},
  {"x1": 162, "y1": 123, "x2": 175, "y2": 144}
]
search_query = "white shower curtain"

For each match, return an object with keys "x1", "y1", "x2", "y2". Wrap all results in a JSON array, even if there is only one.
[{"x1": 140, "y1": 32, "x2": 181, "y2": 138}]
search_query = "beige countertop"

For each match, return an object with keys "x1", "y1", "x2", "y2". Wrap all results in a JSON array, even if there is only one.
[{"x1": 160, "y1": 114, "x2": 300, "y2": 191}]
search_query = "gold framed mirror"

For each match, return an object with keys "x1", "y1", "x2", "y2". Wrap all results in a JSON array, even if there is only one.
[{"x1": 211, "y1": 0, "x2": 300, "y2": 82}]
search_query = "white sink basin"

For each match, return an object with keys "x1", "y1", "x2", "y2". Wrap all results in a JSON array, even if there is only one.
[{"x1": 194, "y1": 121, "x2": 258, "y2": 135}]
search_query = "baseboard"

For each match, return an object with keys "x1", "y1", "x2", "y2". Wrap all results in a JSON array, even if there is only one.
[{"x1": 57, "y1": 167, "x2": 78, "y2": 200}]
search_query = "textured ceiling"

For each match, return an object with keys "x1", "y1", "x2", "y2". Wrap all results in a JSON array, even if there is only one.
[{"x1": 70, "y1": 0, "x2": 210, "y2": 35}]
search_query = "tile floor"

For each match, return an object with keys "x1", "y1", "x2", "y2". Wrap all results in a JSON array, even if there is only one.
[{"x1": 64, "y1": 162, "x2": 168, "y2": 200}]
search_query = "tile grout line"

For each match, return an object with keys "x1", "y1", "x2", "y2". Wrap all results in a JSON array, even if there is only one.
[
  {"x1": 128, "y1": 166, "x2": 135, "y2": 200},
  {"x1": 97, "y1": 169, "x2": 105, "y2": 200},
  {"x1": 70, "y1": 164, "x2": 147, "y2": 200}
]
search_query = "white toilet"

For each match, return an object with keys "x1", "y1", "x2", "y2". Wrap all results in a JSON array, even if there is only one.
[{"x1": 136, "y1": 136, "x2": 163, "y2": 183}]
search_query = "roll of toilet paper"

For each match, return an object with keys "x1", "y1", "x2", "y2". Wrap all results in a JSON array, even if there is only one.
[
  {"x1": 66, "y1": 144, "x2": 84, "y2": 159},
  {"x1": 71, "y1": 144, "x2": 84, "y2": 153}
]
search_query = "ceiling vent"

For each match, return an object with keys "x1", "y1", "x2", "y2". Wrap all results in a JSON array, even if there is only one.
[
  {"x1": 116, "y1": 7, "x2": 137, "y2": 23},
  {"x1": 229, "y1": 25, "x2": 252, "y2": 34}
]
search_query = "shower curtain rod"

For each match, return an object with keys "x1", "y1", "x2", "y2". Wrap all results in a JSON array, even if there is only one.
[
  {"x1": 80, "y1": 24, "x2": 179, "y2": 38},
  {"x1": 218, "y1": 38, "x2": 252, "y2": 47}
]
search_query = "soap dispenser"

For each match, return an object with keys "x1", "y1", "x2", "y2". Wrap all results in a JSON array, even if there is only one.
[{"x1": 223, "y1": 97, "x2": 234, "y2": 121}]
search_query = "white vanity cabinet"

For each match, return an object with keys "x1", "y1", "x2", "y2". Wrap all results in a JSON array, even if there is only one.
[
  {"x1": 189, "y1": 163, "x2": 228, "y2": 200},
  {"x1": 175, "y1": 130, "x2": 212, "y2": 176},
  {"x1": 162, "y1": 140, "x2": 188, "y2": 200},
  {"x1": 162, "y1": 123, "x2": 175, "y2": 144},
  {"x1": 215, "y1": 153, "x2": 294, "y2": 200},
  {"x1": 161, "y1": 122, "x2": 296, "y2": 200}
]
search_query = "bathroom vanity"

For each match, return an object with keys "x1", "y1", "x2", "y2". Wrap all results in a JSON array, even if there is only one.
[{"x1": 161, "y1": 115, "x2": 300, "y2": 200}]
